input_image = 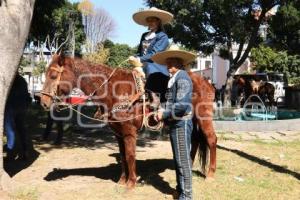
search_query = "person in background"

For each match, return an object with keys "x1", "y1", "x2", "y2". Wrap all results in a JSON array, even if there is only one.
[
  {"x1": 4, "y1": 72, "x2": 32, "y2": 160},
  {"x1": 129, "y1": 7, "x2": 173, "y2": 108},
  {"x1": 152, "y1": 45, "x2": 196, "y2": 200}
]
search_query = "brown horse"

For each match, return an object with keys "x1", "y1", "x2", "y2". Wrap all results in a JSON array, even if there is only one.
[
  {"x1": 40, "y1": 54, "x2": 217, "y2": 188},
  {"x1": 234, "y1": 77, "x2": 275, "y2": 107}
]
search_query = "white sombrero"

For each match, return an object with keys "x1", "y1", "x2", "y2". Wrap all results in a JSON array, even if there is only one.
[
  {"x1": 151, "y1": 45, "x2": 197, "y2": 66},
  {"x1": 133, "y1": 7, "x2": 173, "y2": 26}
]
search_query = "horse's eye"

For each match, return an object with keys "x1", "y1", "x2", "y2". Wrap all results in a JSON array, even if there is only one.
[{"x1": 50, "y1": 71, "x2": 58, "y2": 79}]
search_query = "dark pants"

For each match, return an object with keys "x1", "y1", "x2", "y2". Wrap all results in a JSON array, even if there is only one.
[
  {"x1": 4, "y1": 104, "x2": 29, "y2": 157},
  {"x1": 4, "y1": 106, "x2": 15, "y2": 150},
  {"x1": 169, "y1": 119, "x2": 193, "y2": 200},
  {"x1": 145, "y1": 72, "x2": 169, "y2": 102}
]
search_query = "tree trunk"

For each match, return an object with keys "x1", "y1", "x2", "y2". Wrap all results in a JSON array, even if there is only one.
[
  {"x1": 0, "y1": 0, "x2": 35, "y2": 190},
  {"x1": 223, "y1": 66, "x2": 236, "y2": 107}
]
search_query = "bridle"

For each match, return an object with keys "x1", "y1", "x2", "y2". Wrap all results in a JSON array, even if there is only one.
[
  {"x1": 41, "y1": 64, "x2": 117, "y2": 102},
  {"x1": 41, "y1": 65, "x2": 65, "y2": 101}
]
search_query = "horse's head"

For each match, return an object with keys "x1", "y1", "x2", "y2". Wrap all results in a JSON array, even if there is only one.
[
  {"x1": 250, "y1": 80, "x2": 263, "y2": 94},
  {"x1": 233, "y1": 76, "x2": 246, "y2": 95},
  {"x1": 40, "y1": 54, "x2": 76, "y2": 110},
  {"x1": 234, "y1": 77, "x2": 246, "y2": 87}
]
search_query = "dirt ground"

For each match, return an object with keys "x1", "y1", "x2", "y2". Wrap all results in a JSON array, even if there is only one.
[{"x1": 2, "y1": 105, "x2": 300, "y2": 200}]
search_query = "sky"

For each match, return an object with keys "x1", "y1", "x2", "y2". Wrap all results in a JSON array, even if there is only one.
[{"x1": 70, "y1": 0, "x2": 147, "y2": 47}]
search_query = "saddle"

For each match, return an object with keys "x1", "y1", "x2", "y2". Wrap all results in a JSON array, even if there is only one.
[{"x1": 93, "y1": 68, "x2": 163, "y2": 131}]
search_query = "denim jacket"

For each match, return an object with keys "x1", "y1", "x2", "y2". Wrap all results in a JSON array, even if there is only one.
[
  {"x1": 162, "y1": 70, "x2": 193, "y2": 121},
  {"x1": 137, "y1": 31, "x2": 169, "y2": 77}
]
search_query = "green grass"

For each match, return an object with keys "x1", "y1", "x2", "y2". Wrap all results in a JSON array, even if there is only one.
[
  {"x1": 192, "y1": 138, "x2": 300, "y2": 200},
  {"x1": 5, "y1": 104, "x2": 300, "y2": 200}
]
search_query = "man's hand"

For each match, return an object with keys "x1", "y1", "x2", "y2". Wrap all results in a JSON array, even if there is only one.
[
  {"x1": 129, "y1": 56, "x2": 143, "y2": 68},
  {"x1": 154, "y1": 111, "x2": 163, "y2": 122}
]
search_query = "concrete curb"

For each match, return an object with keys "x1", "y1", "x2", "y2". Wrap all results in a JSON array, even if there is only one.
[{"x1": 213, "y1": 119, "x2": 300, "y2": 132}]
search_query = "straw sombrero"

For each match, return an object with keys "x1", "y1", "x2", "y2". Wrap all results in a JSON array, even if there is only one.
[
  {"x1": 133, "y1": 7, "x2": 173, "y2": 26},
  {"x1": 151, "y1": 45, "x2": 197, "y2": 66}
]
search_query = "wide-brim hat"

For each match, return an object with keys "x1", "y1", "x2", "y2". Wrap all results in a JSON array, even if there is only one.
[
  {"x1": 133, "y1": 7, "x2": 173, "y2": 26},
  {"x1": 151, "y1": 45, "x2": 197, "y2": 66}
]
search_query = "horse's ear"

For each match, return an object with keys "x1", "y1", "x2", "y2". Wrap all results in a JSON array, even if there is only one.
[
  {"x1": 57, "y1": 49, "x2": 62, "y2": 56},
  {"x1": 51, "y1": 53, "x2": 59, "y2": 62},
  {"x1": 51, "y1": 52, "x2": 65, "y2": 66}
]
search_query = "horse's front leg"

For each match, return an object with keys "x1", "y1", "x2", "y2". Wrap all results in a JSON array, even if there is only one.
[
  {"x1": 116, "y1": 137, "x2": 128, "y2": 185},
  {"x1": 123, "y1": 133, "x2": 137, "y2": 189}
]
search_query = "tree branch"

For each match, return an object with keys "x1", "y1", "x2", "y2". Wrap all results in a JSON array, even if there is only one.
[
  {"x1": 234, "y1": 10, "x2": 267, "y2": 71},
  {"x1": 233, "y1": 40, "x2": 245, "y2": 64}
]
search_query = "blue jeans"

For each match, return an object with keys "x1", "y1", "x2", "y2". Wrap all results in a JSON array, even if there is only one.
[
  {"x1": 5, "y1": 103, "x2": 28, "y2": 154},
  {"x1": 4, "y1": 105, "x2": 15, "y2": 150},
  {"x1": 169, "y1": 119, "x2": 193, "y2": 200}
]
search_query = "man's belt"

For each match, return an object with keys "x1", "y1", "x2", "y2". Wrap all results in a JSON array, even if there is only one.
[{"x1": 169, "y1": 112, "x2": 193, "y2": 121}]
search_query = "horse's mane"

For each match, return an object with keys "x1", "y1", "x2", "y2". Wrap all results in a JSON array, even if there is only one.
[{"x1": 67, "y1": 57, "x2": 132, "y2": 78}]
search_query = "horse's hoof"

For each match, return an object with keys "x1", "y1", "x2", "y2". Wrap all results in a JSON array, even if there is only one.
[
  {"x1": 118, "y1": 177, "x2": 127, "y2": 185},
  {"x1": 205, "y1": 177, "x2": 215, "y2": 182},
  {"x1": 126, "y1": 180, "x2": 136, "y2": 189}
]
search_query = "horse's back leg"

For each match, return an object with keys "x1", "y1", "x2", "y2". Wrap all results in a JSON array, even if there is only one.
[{"x1": 198, "y1": 118, "x2": 217, "y2": 179}]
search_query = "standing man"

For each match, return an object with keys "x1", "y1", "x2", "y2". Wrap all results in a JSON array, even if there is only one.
[
  {"x1": 4, "y1": 72, "x2": 32, "y2": 160},
  {"x1": 152, "y1": 45, "x2": 196, "y2": 200}
]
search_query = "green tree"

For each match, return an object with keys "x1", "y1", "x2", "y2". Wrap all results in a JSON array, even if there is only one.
[
  {"x1": 51, "y1": 1, "x2": 85, "y2": 55},
  {"x1": 250, "y1": 45, "x2": 300, "y2": 78},
  {"x1": 29, "y1": 0, "x2": 66, "y2": 43},
  {"x1": 83, "y1": 40, "x2": 137, "y2": 68},
  {"x1": 146, "y1": 0, "x2": 280, "y2": 106},
  {"x1": 83, "y1": 44, "x2": 110, "y2": 64},
  {"x1": 104, "y1": 40, "x2": 137, "y2": 68},
  {"x1": 32, "y1": 60, "x2": 47, "y2": 76},
  {"x1": 269, "y1": 1, "x2": 300, "y2": 55},
  {"x1": 29, "y1": 0, "x2": 85, "y2": 55}
]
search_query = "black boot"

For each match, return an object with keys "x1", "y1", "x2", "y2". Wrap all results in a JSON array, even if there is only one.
[{"x1": 5, "y1": 147, "x2": 16, "y2": 161}]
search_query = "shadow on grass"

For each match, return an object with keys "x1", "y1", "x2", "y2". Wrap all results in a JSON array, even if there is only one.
[
  {"x1": 44, "y1": 155, "x2": 176, "y2": 195},
  {"x1": 4, "y1": 103, "x2": 168, "y2": 178},
  {"x1": 217, "y1": 145, "x2": 300, "y2": 180},
  {"x1": 192, "y1": 170, "x2": 206, "y2": 178},
  {"x1": 28, "y1": 103, "x2": 166, "y2": 151}
]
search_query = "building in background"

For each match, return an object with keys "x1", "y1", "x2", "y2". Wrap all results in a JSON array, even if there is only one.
[
  {"x1": 192, "y1": 44, "x2": 254, "y2": 89},
  {"x1": 22, "y1": 43, "x2": 54, "y2": 99}
]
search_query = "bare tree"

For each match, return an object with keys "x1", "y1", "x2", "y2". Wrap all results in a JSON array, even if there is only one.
[
  {"x1": 84, "y1": 8, "x2": 116, "y2": 53},
  {"x1": 0, "y1": 0, "x2": 35, "y2": 190}
]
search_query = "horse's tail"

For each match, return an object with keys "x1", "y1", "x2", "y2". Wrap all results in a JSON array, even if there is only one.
[
  {"x1": 192, "y1": 118, "x2": 208, "y2": 173},
  {"x1": 198, "y1": 127, "x2": 208, "y2": 173}
]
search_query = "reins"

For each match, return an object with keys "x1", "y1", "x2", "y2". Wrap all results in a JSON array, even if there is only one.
[
  {"x1": 42, "y1": 58, "x2": 163, "y2": 132},
  {"x1": 89, "y1": 67, "x2": 117, "y2": 96}
]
